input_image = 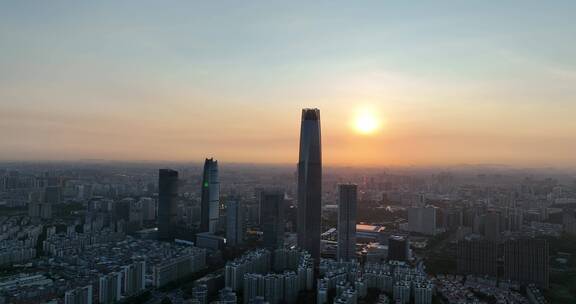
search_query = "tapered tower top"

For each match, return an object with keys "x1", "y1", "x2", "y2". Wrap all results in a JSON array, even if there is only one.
[
  {"x1": 204, "y1": 157, "x2": 217, "y2": 164},
  {"x1": 301, "y1": 108, "x2": 320, "y2": 121},
  {"x1": 159, "y1": 168, "x2": 178, "y2": 177}
]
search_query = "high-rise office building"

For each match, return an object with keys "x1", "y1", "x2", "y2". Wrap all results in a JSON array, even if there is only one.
[
  {"x1": 388, "y1": 235, "x2": 409, "y2": 262},
  {"x1": 139, "y1": 197, "x2": 156, "y2": 221},
  {"x1": 297, "y1": 108, "x2": 322, "y2": 263},
  {"x1": 442, "y1": 208, "x2": 463, "y2": 231},
  {"x1": 407, "y1": 206, "x2": 437, "y2": 236},
  {"x1": 337, "y1": 184, "x2": 357, "y2": 262},
  {"x1": 28, "y1": 179, "x2": 61, "y2": 220},
  {"x1": 504, "y1": 208, "x2": 524, "y2": 232},
  {"x1": 28, "y1": 198, "x2": 52, "y2": 219},
  {"x1": 260, "y1": 190, "x2": 285, "y2": 249},
  {"x1": 44, "y1": 185, "x2": 61, "y2": 204},
  {"x1": 563, "y1": 212, "x2": 576, "y2": 235},
  {"x1": 226, "y1": 199, "x2": 244, "y2": 246},
  {"x1": 456, "y1": 239, "x2": 498, "y2": 277},
  {"x1": 483, "y1": 211, "x2": 501, "y2": 242},
  {"x1": 115, "y1": 198, "x2": 132, "y2": 222},
  {"x1": 503, "y1": 238, "x2": 549, "y2": 288},
  {"x1": 200, "y1": 158, "x2": 220, "y2": 233},
  {"x1": 158, "y1": 169, "x2": 178, "y2": 240}
]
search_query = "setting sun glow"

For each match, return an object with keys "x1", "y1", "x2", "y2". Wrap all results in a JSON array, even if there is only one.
[{"x1": 353, "y1": 110, "x2": 380, "y2": 134}]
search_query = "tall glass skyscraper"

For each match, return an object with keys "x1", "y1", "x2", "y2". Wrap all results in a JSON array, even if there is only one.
[
  {"x1": 200, "y1": 158, "x2": 220, "y2": 233},
  {"x1": 260, "y1": 189, "x2": 285, "y2": 249},
  {"x1": 297, "y1": 108, "x2": 322, "y2": 263},
  {"x1": 158, "y1": 169, "x2": 178, "y2": 240},
  {"x1": 337, "y1": 184, "x2": 357, "y2": 261},
  {"x1": 226, "y1": 199, "x2": 244, "y2": 246}
]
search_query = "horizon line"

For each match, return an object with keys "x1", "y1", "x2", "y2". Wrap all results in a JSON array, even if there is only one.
[{"x1": 1, "y1": 159, "x2": 575, "y2": 171}]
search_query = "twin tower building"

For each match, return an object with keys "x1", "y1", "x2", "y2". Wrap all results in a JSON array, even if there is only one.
[
  {"x1": 157, "y1": 157, "x2": 219, "y2": 240},
  {"x1": 158, "y1": 108, "x2": 357, "y2": 263}
]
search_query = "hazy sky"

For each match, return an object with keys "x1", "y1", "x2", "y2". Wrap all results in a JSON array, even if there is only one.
[{"x1": 1, "y1": 1, "x2": 576, "y2": 167}]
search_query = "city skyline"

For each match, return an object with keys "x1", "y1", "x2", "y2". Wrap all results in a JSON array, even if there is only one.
[
  {"x1": 1, "y1": 2, "x2": 575, "y2": 303},
  {"x1": 2, "y1": 1, "x2": 576, "y2": 167}
]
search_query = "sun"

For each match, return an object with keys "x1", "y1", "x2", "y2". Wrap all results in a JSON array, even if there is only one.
[{"x1": 353, "y1": 110, "x2": 380, "y2": 134}]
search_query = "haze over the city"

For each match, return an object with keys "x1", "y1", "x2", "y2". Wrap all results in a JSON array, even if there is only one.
[{"x1": 2, "y1": 1, "x2": 576, "y2": 167}]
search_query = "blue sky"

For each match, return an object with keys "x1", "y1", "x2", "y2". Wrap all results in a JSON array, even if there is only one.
[{"x1": 1, "y1": 1, "x2": 575, "y2": 166}]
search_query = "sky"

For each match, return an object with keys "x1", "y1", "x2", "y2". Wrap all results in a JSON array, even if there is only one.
[{"x1": 1, "y1": 1, "x2": 576, "y2": 167}]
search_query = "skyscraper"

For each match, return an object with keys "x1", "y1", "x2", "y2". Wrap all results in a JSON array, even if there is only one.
[
  {"x1": 260, "y1": 190, "x2": 285, "y2": 249},
  {"x1": 407, "y1": 206, "x2": 437, "y2": 236},
  {"x1": 388, "y1": 235, "x2": 409, "y2": 262},
  {"x1": 226, "y1": 199, "x2": 245, "y2": 246},
  {"x1": 28, "y1": 176, "x2": 60, "y2": 220},
  {"x1": 456, "y1": 238, "x2": 498, "y2": 277},
  {"x1": 337, "y1": 184, "x2": 357, "y2": 261},
  {"x1": 200, "y1": 158, "x2": 220, "y2": 233},
  {"x1": 158, "y1": 169, "x2": 178, "y2": 240},
  {"x1": 503, "y1": 238, "x2": 549, "y2": 288},
  {"x1": 297, "y1": 108, "x2": 322, "y2": 263},
  {"x1": 483, "y1": 211, "x2": 501, "y2": 242}
]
